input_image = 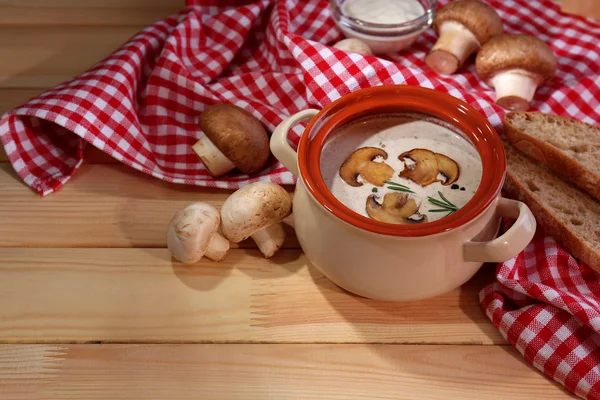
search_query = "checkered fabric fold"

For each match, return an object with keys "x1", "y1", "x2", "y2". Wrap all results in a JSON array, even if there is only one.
[
  {"x1": 1, "y1": 0, "x2": 599, "y2": 195},
  {"x1": 1, "y1": 1, "x2": 599, "y2": 396},
  {"x1": 480, "y1": 226, "x2": 600, "y2": 400}
]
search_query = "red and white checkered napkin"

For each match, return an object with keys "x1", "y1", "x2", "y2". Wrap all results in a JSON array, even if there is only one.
[
  {"x1": 480, "y1": 226, "x2": 600, "y2": 400},
  {"x1": 0, "y1": 0, "x2": 600, "y2": 395},
  {"x1": 1, "y1": 0, "x2": 599, "y2": 195}
]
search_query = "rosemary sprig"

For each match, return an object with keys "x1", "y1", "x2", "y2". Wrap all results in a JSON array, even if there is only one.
[
  {"x1": 383, "y1": 183, "x2": 459, "y2": 218},
  {"x1": 438, "y1": 191, "x2": 457, "y2": 208},
  {"x1": 384, "y1": 180, "x2": 415, "y2": 194},
  {"x1": 428, "y1": 198, "x2": 450, "y2": 208},
  {"x1": 427, "y1": 191, "x2": 458, "y2": 217}
]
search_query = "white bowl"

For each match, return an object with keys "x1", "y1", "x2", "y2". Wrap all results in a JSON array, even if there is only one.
[{"x1": 330, "y1": 0, "x2": 437, "y2": 54}]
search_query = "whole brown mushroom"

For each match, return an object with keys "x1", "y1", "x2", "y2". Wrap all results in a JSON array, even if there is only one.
[
  {"x1": 476, "y1": 34, "x2": 557, "y2": 111},
  {"x1": 425, "y1": 0, "x2": 503, "y2": 75},
  {"x1": 192, "y1": 104, "x2": 270, "y2": 177}
]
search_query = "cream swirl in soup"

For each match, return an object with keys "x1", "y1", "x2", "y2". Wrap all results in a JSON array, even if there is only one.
[{"x1": 320, "y1": 114, "x2": 483, "y2": 224}]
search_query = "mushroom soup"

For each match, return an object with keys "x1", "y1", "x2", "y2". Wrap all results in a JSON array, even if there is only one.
[{"x1": 320, "y1": 114, "x2": 483, "y2": 224}]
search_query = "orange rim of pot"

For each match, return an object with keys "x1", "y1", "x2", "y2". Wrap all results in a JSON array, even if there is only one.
[{"x1": 296, "y1": 85, "x2": 506, "y2": 237}]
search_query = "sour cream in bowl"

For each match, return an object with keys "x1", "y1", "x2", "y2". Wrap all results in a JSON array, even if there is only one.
[{"x1": 330, "y1": 0, "x2": 437, "y2": 54}]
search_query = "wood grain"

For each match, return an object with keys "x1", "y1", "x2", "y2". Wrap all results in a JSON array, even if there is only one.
[
  {"x1": 0, "y1": 0, "x2": 185, "y2": 26},
  {"x1": 561, "y1": 0, "x2": 600, "y2": 20},
  {"x1": 0, "y1": 26, "x2": 146, "y2": 88},
  {"x1": 0, "y1": 163, "x2": 297, "y2": 248},
  {"x1": 0, "y1": 344, "x2": 572, "y2": 399},
  {"x1": 0, "y1": 1, "x2": 566, "y2": 398},
  {"x1": 0, "y1": 247, "x2": 502, "y2": 344},
  {"x1": 0, "y1": 88, "x2": 46, "y2": 113}
]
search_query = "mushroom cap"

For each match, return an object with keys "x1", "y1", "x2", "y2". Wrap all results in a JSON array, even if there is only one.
[
  {"x1": 366, "y1": 193, "x2": 427, "y2": 224},
  {"x1": 398, "y1": 148, "x2": 460, "y2": 187},
  {"x1": 199, "y1": 104, "x2": 270, "y2": 175},
  {"x1": 399, "y1": 148, "x2": 438, "y2": 186},
  {"x1": 167, "y1": 203, "x2": 221, "y2": 264},
  {"x1": 476, "y1": 34, "x2": 557, "y2": 82},
  {"x1": 339, "y1": 147, "x2": 394, "y2": 187},
  {"x1": 220, "y1": 182, "x2": 292, "y2": 243},
  {"x1": 434, "y1": 0, "x2": 503, "y2": 45}
]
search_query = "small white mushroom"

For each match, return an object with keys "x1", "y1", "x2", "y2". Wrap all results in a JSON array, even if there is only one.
[
  {"x1": 475, "y1": 34, "x2": 557, "y2": 111},
  {"x1": 220, "y1": 182, "x2": 292, "y2": 258},
  {"x1": 167, "y1": 203, "x2": 230, "y2": 264},
  {"x1": 333, "y1": 38, "x2": 373, "y2": 56}
]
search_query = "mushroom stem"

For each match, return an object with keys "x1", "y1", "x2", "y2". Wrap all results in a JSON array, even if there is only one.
[
  {"x1": 204, "y1": 233, "x2": 230, "y2": 262},
  {"x1": 426, "y1": 21, "x2": 480, "y2": 75},
  {"x1": 490, "y1": 69, "x2": 540, "y2": 111},
  {"x1": 251, "y1": 223, "x2": 286, "y2": 258},
  {"x1": 192, "y1": 136, "x2": 236, "y2": 177}
]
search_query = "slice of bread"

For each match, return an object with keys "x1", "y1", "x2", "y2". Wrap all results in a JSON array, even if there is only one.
[
  {"x1": 504, "y1": 112, "x2": 600, "y2": 202},
  {"x1": 503, "y1": 142, "x2": 600, "y2": 270}
]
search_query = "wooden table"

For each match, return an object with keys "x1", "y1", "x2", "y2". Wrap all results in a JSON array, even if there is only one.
[{"x1": 0, "y1": 1, "x2": 576, "y2": 398}]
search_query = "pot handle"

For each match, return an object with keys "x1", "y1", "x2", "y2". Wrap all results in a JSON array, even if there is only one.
[
  {"x1": 270, "y1": 109, "x2": 319, "y2": 177},
  {"x1": 463, "y1": 198, "x2": 536, "y2": 263}
]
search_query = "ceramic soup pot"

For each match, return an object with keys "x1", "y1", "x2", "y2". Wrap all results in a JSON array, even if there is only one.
[{"x1": 270, "y1": 85, "x2": 536, "y2": 301}]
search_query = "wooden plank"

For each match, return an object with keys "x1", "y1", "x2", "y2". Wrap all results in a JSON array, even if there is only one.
[
  {"x1": 561, "y1": 0, "x2": 600, "y2": 20},
  {"x1": 0, "y1": 344, "x2": 572, "y2": 399},
  {"x1": 0, "y1": 26, "x2": 145, "y2": 88},
  {"x1": 0, "y1": 163, "x2": 297, "y2": 248},
  {"x1": 0, "y1": 88, "x2": 45, "y2": 113},
  {"x1": 0, "y1": 0, "x2": 184, "y2": 26},
  {"x1": 0, "y1": 247, "x2": 503, "y2": 344}
]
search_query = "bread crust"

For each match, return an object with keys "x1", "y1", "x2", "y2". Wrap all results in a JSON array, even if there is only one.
[
  {"x1": 504, "y1": 112, "x2": 600, "y2": 202},
  {"x1": 503, "y1": 169, "x2": 600, "y2": 271}
]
